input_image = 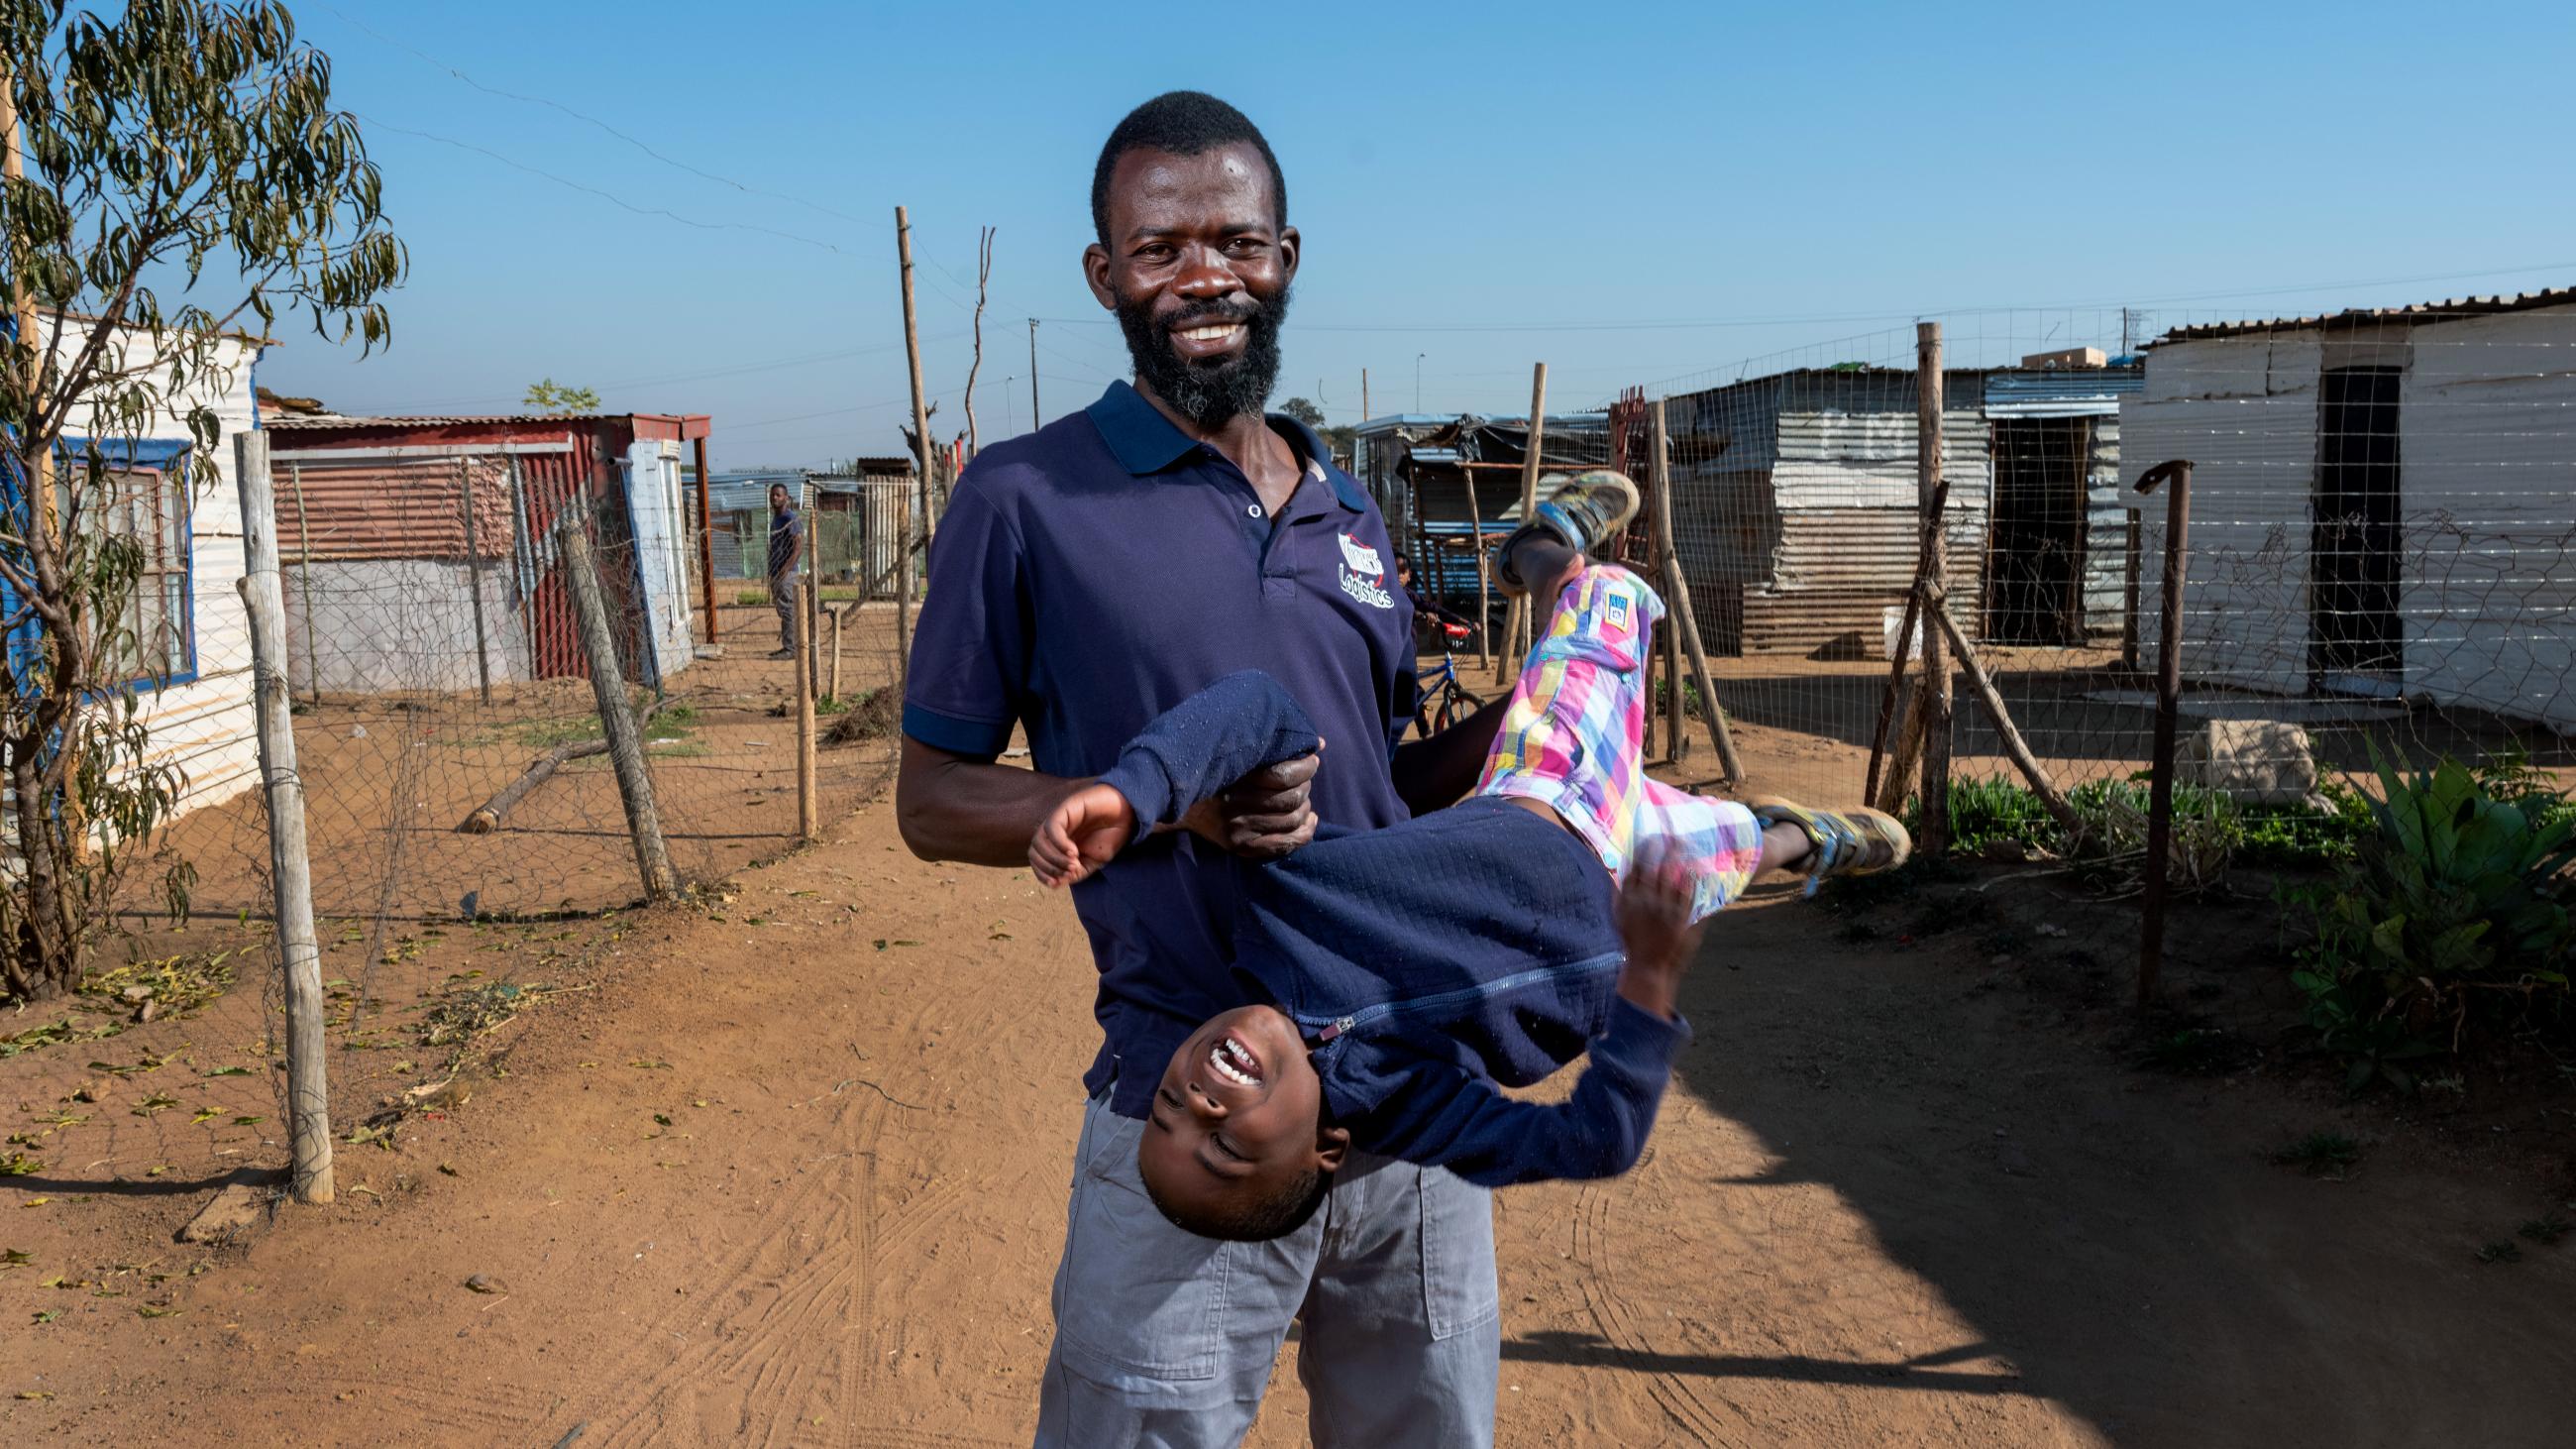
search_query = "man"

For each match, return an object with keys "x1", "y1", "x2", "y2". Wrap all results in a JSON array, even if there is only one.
[
  {"x1": 766, "y1": 481, "x2": 803, "y2": 659},
  {"x1": 897, "y1": 92, "x2": 1509, "y2": 1446}
]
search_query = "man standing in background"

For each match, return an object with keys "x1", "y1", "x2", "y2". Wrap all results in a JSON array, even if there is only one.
[{"x1": 767, "y1": 480, "x2": 803, "y2": 660}]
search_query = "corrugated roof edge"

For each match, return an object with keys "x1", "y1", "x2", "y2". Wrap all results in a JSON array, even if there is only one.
[
  {"x1": 2151, "y1": 285, "x2": 2576, "y2": 345},
  {"x1": 268, "y1": 412, "x2": 642, "y2": 428}
]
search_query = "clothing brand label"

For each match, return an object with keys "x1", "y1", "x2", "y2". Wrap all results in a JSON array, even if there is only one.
[{"x1": 1338, "y1": 531, "x2": 1394, "y2": 610}]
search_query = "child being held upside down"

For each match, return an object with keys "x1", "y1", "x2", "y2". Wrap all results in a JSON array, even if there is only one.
[{"x1": 1029, "y1": 472, "x2": 1909, "y2": 1241}]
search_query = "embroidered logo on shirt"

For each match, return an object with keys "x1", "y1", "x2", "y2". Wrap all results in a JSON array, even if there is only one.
[{"x1": 1337, "y1": 531, "x2": 1394, "y2": 610}]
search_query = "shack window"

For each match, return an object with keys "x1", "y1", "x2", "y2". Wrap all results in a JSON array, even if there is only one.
[{"x1": 69, "y1": 467, "x2": 193, "y2": 684}]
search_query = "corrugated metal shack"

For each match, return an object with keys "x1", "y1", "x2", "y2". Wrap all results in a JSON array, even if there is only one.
[
  {"x1": 1658, "y1": 361, "x2": 2138, "y2": 658},
  {"x1": 1982, "y1": 363, "x2": 2143, "y2": 646},
  {"x1": 2122, "y1": 288, "x2": 2576, "y2": 732},
  {"x1": 1394, "y1": 413, "x2": 1611, "y2": 609},
  {"x1": 267, "y1": 411, "x2": 711, "y2": 692},
  {"x1": 1350, "y1": 413, "x2": 1455, "y2": 529},
  {"x1": 1662, "y1": 367, "x2": 1993, "y2": 658}
]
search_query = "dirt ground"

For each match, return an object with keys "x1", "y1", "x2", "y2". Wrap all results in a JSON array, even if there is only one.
[{"x1": 7, "y1": 686, "x2": 2575, "y2": 1444}]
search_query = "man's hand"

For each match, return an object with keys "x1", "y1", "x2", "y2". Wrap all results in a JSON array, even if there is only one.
[
  {"x1": 1615, "y1": 841, "x2": 1703, "y2": 1021},
  {"x1": 1174, "y1": 745, "x2": 1323, "y2": 861},
  {"x1": 1030, "y1": 783, "x2": 1138, "y2": 888}
]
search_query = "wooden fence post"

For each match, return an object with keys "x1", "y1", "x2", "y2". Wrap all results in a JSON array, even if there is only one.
[
  {"x1": 2136, "y1": 459, "x2": 2195, "y2": 1009},
  {"x1": 558, "y1": 517, "x2": 681, "y2": 901},
  {"x1": 1494, "y1": 362, "x2": 1549, "y2": 686},
  {"x1": 897, "y1": 204, "x2": 933, "y2": 690},
  {"x1": 459, "y1": 459, "x2": 492, "y2": 706},
  {"x1": 232, "y1": 430, "x2": 333, "y2": 1205},
  {"x1": 285, "y1": 461, "x2": 321, "y2": 704},
  {"x1": 798, "y1": 578, "x2": 818, "y2": 842},
  {"x1": 694, "y1": 433, "x2": 718, "y2": 643},
  {"x1": 1460, "y1": 447, "x2": 1493, "y2": 670},
  {"x1": 1915, "y1": 322, "x2": 1954, "y2": 855},
  {"x1": 1649, "y1": 397, "x2": 1746, "y2": 784}
]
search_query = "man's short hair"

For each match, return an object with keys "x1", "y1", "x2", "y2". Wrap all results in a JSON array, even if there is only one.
[{"x1": 1092, "y1": 91, "x2": 1288, "y2": 247}]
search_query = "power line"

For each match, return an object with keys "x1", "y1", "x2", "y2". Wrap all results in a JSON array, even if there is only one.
[
  {"x1": 321, "y1": 5, "x2": 887, "y2": 231},
  {"x1": 355, "y1": 115, "x2": 859, "y2": 257},
  {"x1": 1023, "y1": 261, "x2": 2576, "y2": 337}
]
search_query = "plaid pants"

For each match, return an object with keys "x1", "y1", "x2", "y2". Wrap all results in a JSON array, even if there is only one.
[{"x1": 1474, "y1": 566, "x2": 1762, "y2": 922}]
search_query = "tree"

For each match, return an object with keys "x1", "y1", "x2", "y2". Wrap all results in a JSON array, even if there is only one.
[
  {"x1": 523, "y1": 377, "x2": 598, "y2": 414},
  {"x1": 1279, "y1": 395, "x2": 1327, "y2": 428},
  {"x1": 1, "y1": 0, "x2": 402, "y2": 1001}
]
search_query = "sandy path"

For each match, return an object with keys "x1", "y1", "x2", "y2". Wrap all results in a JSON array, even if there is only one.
[{"x1": 7, "y1": 789, "x2": 2572, "y2": 1445}]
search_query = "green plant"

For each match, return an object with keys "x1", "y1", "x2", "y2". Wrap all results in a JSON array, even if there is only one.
[
  {"x1": 2476, "y1": 1241, "x2": 2522, "y2": 1265},
  {"x1": 1944, "y1": 775, "x2": 2062, "y2": 855},
  {"x1": 2286, "y1": 746, "x2": 2576, "y2": 1091},
  {"x1": 2519, "y1": 1214, "x2": 2570, "y2": 1245}
]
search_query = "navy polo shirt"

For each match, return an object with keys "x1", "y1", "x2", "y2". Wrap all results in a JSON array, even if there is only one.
[{"x1": 905, "y1": 380, "x2": 1417, "y2": 1119}]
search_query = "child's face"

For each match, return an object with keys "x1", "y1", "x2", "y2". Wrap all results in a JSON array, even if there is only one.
[{"x1": 1137, "y1": 1004, "x2": 1336, "y2": 1222}]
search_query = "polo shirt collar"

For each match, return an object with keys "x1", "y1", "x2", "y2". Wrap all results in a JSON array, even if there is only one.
[{"x1": 1086, "y1": 380, "x2": 1371, "y2": 513}]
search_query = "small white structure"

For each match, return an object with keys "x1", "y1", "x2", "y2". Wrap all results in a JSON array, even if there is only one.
[
  {"x1": 25, "y1": 312, "x2": 266, "y2": 822},
  {"x1": 2121, "y1": 288, "x2": 2576, "y2": 733}
]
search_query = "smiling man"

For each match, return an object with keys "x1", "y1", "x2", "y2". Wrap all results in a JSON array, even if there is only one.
[{"x1": 897, "y1": 92, "x2": 1508, "y2": 1446}]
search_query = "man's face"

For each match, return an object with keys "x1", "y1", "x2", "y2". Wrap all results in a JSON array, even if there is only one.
[
  {"x1": 1084, "y1": 144, "x2": 1298, "y2": 430},
  {"x1": 770, "y1": 485, "x2": 789, "y2": 510}
]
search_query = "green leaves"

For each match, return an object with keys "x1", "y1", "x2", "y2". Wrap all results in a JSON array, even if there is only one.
[{"x1": 2291, "y1": 744, "x2": 2576, "y2": 1094}]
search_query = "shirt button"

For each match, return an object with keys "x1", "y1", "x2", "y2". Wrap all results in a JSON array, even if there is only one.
[{"x1": 1246, "y1": 504, "x2": 1263, "y2": 518}]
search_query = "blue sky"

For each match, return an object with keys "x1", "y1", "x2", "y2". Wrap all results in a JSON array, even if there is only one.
[{"x1": 261, "y1": 1, "x2": 2576, "y2": 469}]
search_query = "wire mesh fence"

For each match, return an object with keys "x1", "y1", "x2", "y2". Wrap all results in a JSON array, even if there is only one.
[
  {"x1": 136, "y1": 443, "x2": 907, "y2": 1058},
  {"x1": 1394, "y1": 301, "x2": 2575, "y2": 826}
]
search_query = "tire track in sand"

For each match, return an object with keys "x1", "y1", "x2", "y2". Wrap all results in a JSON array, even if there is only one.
[
  {"x1": 1571, "y1": 1180, "x2": 1754, "y2": 1446},
  {"x1": 533, "y1": 1093, "x2": 886, "y2": 1446}
]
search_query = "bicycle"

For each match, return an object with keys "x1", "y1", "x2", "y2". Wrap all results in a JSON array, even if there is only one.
[{"x1": 1413, "y1": 622, "x2": 1484, "y2": 737}]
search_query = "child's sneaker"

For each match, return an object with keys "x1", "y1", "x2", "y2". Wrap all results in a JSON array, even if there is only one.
[
  {"x1": 1495, "y1": 470, "x2": 1642, "y2": 592},
  {"x1": 1747, "y1": 797, "x2": 1911, "y2": 893}
]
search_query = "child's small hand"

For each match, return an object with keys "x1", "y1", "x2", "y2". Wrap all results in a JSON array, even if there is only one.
[
  {"x1": 1031, "y1": 783, "x2": 1137, "y2": 889},
  {"x1": 1615, "y1": 840, "x2": 1703, "y2": 1021}
]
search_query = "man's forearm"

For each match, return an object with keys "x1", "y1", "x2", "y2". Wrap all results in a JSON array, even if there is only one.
[
  {"x1": 1389, "y1": 694, "x2": 1509, "y2": 816},
  {"x1": 897, "y1": 735, "x2": 1091, "y2": 867}
]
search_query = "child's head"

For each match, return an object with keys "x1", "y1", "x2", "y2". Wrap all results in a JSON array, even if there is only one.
[{"x1": 1137, "y1": 1004, "x2": 1347, "y2": 1242}]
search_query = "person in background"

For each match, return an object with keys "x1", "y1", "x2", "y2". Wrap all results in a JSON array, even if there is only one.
[
  {"x1": 767, "y1": 481, "x2": 803, "y2": 660},
  {"x1": 1395, "y1": 549, "x2": 1477, "y2": 647}
]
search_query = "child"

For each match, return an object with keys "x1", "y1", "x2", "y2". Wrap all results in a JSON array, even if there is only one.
[{"x1": 1029, "y1": 473, "x2": 1907, "y2": 1241}]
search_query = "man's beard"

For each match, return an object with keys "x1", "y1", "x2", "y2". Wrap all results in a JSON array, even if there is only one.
[{"x1": 1114, "y1": 283, "x2": 1292, "y2": 429}]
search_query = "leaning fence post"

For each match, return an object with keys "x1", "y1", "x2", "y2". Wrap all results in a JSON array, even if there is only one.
[
  {"x1": 1650, "y1": 397, "x2": 1746, "y2": 783},
  {"x1": 797, "y1": 577, "x2": 819, "y2": 843},
  {"x1": 232, "y1": 431, "x2": 333, "y2": 1205},
  {"x1": 1914, "y1": 321, "x2": 1954, "y2": 856},
  {"x1": 2135, "y1": 459, "x2": 2195, "y2": 1009},
  {"x1": 557, "y1": 515, "x2": 681, "y2": 901}
]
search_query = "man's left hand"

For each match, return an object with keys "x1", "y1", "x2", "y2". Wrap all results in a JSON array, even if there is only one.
[{"x1": 1177, "y1": 745, "x2": 1323, "y2": 860}]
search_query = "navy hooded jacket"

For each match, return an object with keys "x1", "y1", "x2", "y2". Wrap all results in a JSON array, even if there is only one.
[{"x1": 1098, "y1": 671, "x2": 1688, "y2": 1187}]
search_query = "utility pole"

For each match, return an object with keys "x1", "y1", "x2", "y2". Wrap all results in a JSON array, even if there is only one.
[
  {"x1": 1415, "y1": 353, "x2": 1425, "y2": 412},
  {"x1": 898, "y1": 206, "x2": 936, "y2": 683},
  {"x1": 1027, "y1": 318, "x2": 1041, "y2": 429},
  {"x1": 1361, "y1": 368, "x2": 1370, "y2": 421}
]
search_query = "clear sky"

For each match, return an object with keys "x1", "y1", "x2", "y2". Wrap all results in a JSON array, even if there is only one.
[{"x1": 260, "y1": 0, "x2": 2576, "y2": 470}]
